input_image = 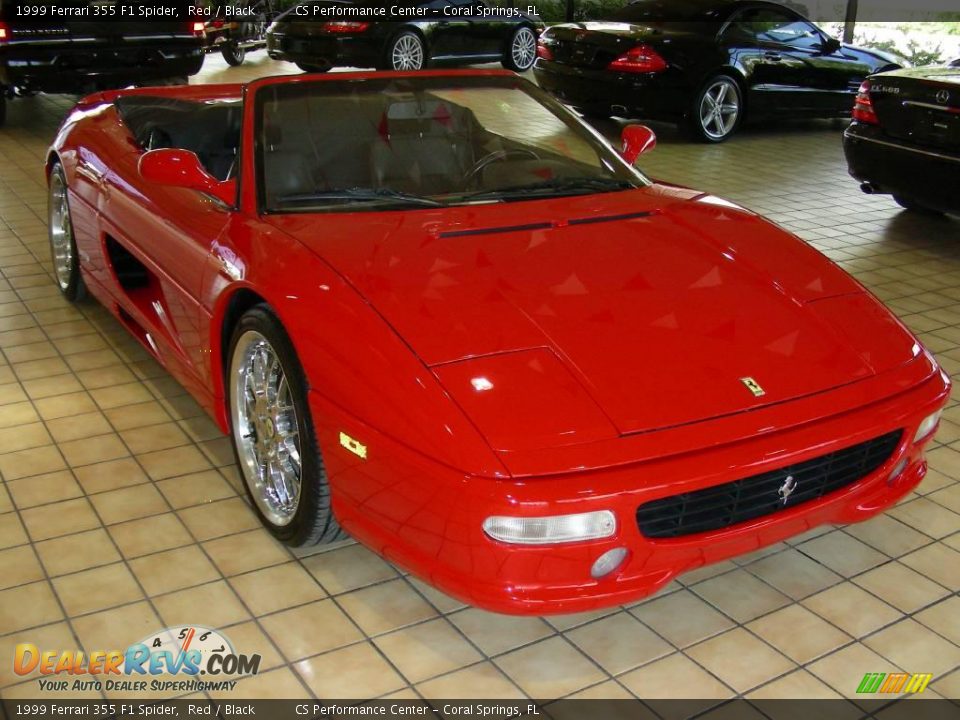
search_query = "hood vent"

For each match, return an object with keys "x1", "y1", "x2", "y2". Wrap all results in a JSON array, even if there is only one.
[{"x1": 438, "y1": 210, "x2": 655, "y2": 239}]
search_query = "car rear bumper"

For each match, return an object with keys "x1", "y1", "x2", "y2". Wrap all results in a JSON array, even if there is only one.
[
  {"x1": 843, "y1": 123, "x2": 960, "y2": 214},
  {"x1": 313, "y1": 361, "x2": 949, "y2": 615},
  {"x1": 533, "y1": 58, "x2": 686, "y2": 119},
  {"x1": 265, "y1": 31, "x2": 378, "y2": 69},
  {"x1": 0, "y1": 43, "x2": 204, "y2": 92}
]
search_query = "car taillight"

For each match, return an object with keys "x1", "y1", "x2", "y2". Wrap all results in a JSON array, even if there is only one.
[
  {"x1": 190, "y1": 21, "x2": 205, "y2": 35},
  {"x1": 323, "y1": 21, "x2": 370, "y2": 33},
  {"x1": 852, "y1": 80, "x2": 879, "y2": 125},
  {"x1": 0, "y1": 22, "x2": 9, "y2": 43},
  {"x1": 608, "y1": 44, "x2": 667, "y2": 73},
  {"x1": 536, "y1": 40, "x2": 554, "y2": 61}
]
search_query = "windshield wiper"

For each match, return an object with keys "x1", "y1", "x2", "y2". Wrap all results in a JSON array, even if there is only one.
[
  {"x1": 455, "y1": 177, "x2": 636, "y2": 202},
  {"x1": 274, "y1": 188, "x2": 445, "y2": 208}
]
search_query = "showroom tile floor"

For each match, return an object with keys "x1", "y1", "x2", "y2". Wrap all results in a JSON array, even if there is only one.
[{"x1": 0, "y1": 55, "x2": 958, "y2": 705}]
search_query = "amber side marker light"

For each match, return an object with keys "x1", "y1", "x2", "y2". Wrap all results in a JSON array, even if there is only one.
[{"x1": 483, "y1": 510, "x2": 616, "y2": 545}]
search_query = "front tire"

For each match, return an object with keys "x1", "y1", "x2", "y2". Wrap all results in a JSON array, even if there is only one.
[
  {"x1": 686, "y1": 74, "x2": 742, "y2": 143},
  {"x1": 221, "y1": 43, "x2": 247, "y2": 66},
  {"x1": 384, "y1": 30, "x2": 426, "y2": 71},
  {"x1": 228, "y1": 305, "x2": 346, "y2": 547},
  {"x1": 296, "y1": 62, "x2": 330, "y2": 73},
  {"x1": 48, "y1": 163, "x2": 86, "y2": 301},
  {"x1": 502, "y1": 26, "x2": 537, "y2": 72}
]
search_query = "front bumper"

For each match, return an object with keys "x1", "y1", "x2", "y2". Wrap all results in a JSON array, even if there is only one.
[
  {"x1": 314, "y1": 362, "x2": 949, "y2": 615},
  {"x1": 843, "y1": 123, "x2": 960, "y2": 214},
  {"x1": 533, "y1": 58, "x2": 686, "y2": 119}
]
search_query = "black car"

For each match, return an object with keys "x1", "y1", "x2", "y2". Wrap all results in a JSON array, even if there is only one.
[
  {"x1": 843, "y1": 66, "x2": 959, "y2": 215},
  {"x1": 0, "y1": 2, "x2": 204, "y2": 126},
  {"x1": 533, "y1": 0, "x2": 901, "y2": 142},
  {"x1": 200, "y1": 0, "x2": 277, "y2": 66},
  {"x1": 266, "y1": 0, "x2": 542, "y2": 73}
]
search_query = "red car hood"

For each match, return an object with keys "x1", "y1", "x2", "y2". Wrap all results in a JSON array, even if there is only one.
[{"x1": 270, "y1": 188, "x2": 919, "y2": 436}]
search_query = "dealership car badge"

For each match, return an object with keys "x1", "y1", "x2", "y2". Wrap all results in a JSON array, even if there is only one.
[
  {"x1": 740, "y1": 377, "x2": 765, "y2": 397},
  {"x1": 778, "y1": 475, "x2": 797, "y2": 505},
  {"x1": 936, "y1": 89, "x2": 950, "y2": 105}
]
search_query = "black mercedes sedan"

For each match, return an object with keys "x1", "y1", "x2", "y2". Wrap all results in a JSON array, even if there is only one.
[
  {"x1": 533, "y1": 0, "x2": 901, "y2": 141},
  {"x1": 266, "y1": 0, "x2": 542, "y2": 73},
  {"x1": 844, "y1": 66, "x2": 959, "y2": 215}
]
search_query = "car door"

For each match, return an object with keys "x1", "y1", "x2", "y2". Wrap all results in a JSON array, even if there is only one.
[
  {"x1": 439, "y1": 0, "x2": 492, "y2": 58},
  {"x1": 426, "y1": 0, "x2": 474, "y2": 59}
]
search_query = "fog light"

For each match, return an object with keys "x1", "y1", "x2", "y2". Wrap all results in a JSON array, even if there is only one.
[
  {"x1": 913, "y1": 411, "x2": 942, "y2": 444},
  {"x1": 591, "y1": 547, "x2": 628, "y2": 579},
  {"x1": 887, "y1": 458, "x2": 909, "y2": 486},
  {"x1": 482, "y1": 510, "x2": 616, "y2": 545}
]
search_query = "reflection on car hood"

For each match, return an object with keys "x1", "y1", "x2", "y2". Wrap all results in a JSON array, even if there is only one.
[{"x1": 270, "y1": 186, "x2": 920, "y2": 435}]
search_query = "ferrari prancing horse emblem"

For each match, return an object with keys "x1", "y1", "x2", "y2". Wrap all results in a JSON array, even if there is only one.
[
  {"x1": 778, "y1": 475, "x2": 797, "y2": 505},
  {"x1": 740, "y1": 377, "x2": 766, "y2": 397}
]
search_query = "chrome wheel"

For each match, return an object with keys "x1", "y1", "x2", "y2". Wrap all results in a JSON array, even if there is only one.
[
  {"x1": 511, "y1": 27, "x2": 536, "y2": 70},
  {"x1": 699, "y1": 78, "x2": 740, "y2": 140},
  {"x1": 391, "y1": 33, "x2": 424, "y2": 70},
  {"x1": 48, "y1": 170, "x2": 74, "y2": 291},
  {"x1": 231, "y1": 331, "x2": 302, "y2": 527}
]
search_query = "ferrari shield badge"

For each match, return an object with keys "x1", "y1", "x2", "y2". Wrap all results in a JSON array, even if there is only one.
[{"x1": 740, "y1": 377, "x2": 765, "y2": 397}]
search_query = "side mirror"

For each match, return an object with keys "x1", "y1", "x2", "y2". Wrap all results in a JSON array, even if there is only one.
[
  {"x1": 620, "y1": 124, "x2": 656, "y2": 164},
  {"x1": 138, "y1": 148, "x2": 235, "y2": 207},
  {"x1": 819, "y1": 36, "x2": 841, "y2": 54}
]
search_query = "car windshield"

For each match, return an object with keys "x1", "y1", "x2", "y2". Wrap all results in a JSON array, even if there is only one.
[{"x1": 256, "y1": 75, "x2": 648, "y2": 213}]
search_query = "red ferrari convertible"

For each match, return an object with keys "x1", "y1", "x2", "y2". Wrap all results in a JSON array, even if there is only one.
[{"x1": 47, "y1": 70, "x2": 948, "y2": 614}]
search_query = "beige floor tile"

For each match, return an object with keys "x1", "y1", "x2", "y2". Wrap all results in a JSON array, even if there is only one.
[
  {"x1": 679, "y1": 560, "x2": 738, "y2": 586},
  {"x1": 337, "y1": 578, "x2": 438, "y2": 636},
  {"x1": 0, "y1": 544, "x2": 44, "y2": 589},
  {"x1": 746, "y1": 670, "x2": 849, "y2": 704},
  {"x1": 0, "y1": 621, "x2": 75, "y2": 688},
  {"x1": 545, "y1": 606, "x2": 621, "y2": 632},
  {"x1": 261, "y1": 599, "x2": 363, "y2": 661},
  {"x1": 0, "y1": 444, "x2": 66, "y2": 480},
  {"x1": 22, "y1": 374, "x2": 84, "y2": 400},
  {"x1": 58, "y1": 432, "x2": 128, "y2": 467},
  {"x1": 203, "y1": 528, "x2": 289, "y2": 576},
  {"x1": 52, "y1": 562, "x2": 143, "y2": 616},
  {"x1": 153, "y1": 580, "x2": 250, "y2": 629},
  {"x1": 417, "y1": 661, "x2": 525, "y2": 699},
  {"x1": 561, "y1": 680, "x2": 636, "y2": 702},
  {"x1": 375, "y1": 617, "x2": 482, "y2": 684},
  {"x1": 20, "y1": 497, "x2": 99, "y2": 540},
  {"x1": 897, "y1": 490, "x2": 960, "y2": 532},
  {"x1": 845, "y1": 514, "x2": 931, "y2": 557},
  {"x1": 691, "y1": 569, "x2": 791, "y2": 624},
  {"x1": 72, "y1": 457, "x2": 150, "y2": 495},
  {"x1": 228, "y1": 562, "x2": 325, "y2": 615},
  {"x1": 745, "y1": 548, "x2": 843, "y2": 600},
  {"x1": 797, "y1": 531, "x2": 888, "y2": 576},
  {"x1": 863, "y1": 619, "x2": 960, "y2": 678},
  {"x1": 76, "y1": 364, "x2": 137, "y2": 390},
  {"x1": 0, "y1": 512, "x2": 28, "y2": 548},
  {"x1": 630, "y1": 589, "x2": 735, "y2": 648},
  {"x1": 0, "y1": 483, "x2": 11, "y2": 514},
  {"x1": 928, "y1": 483, "x2": 960, "y2": 515},
  {"x1": 210, "y1": 666, "x2": 310, "y2": 700},
  {"x1": 802, "y1": 583, "x2": 902, "y2": 640},
  {"x1": 686, "y1": 628, "x2": 795, "y2": 694},
  {"x1": 898, "y1": 542, "x2": 960, "y2": 590},
  {"x1": 915, "y1": 595, "x2": 960, "y2": 646},
  {"x1": 119, "y1": 422, "x2": 191, "y2": 455},
  {"x1": 89, "y1": 483, "x2": 168, "y2": 525},
  {"x1": 6, "y1": 469, "x2": 82, "y2": 508},
  {"x1": 104, "y1": 401, "x2": 172, "y2": 430},
  {"x1": 853, "y1": 561, "x2": 950, "y2": 613},
  {"x1": 747, "y1": 605, "x2": 851, "y2": 664},
  {"x1": 448, "y1": 607, "x2": 553, "y2": 657},
  {"x1": 807, "y1": 643, "x2": 902, "y2": 698},
  {"x1": 494, "y1": 636, "x2": 605, "y2": 699},
  {"x1": 619, "y1": 652, "x2": 733, "y2": 700},
  {"x1": 128, "y1": 545, "x2": 220, "y2": 596},
  {"x1": 109, "y1": 512, "x2": 193, "y2": 558},
  {"x1": 72, "y1": 601, "x2": 162, "y2": 655},
  {"x1": 45, "y1": 410, "x2": 113, "y2": 443},
  {"x1": 178, "y1": 497, "x2": 260, "y2": 541},
  {"x1": 302, "y1": 542, "x2": 398, "y2": 594},
  {"x1": 12, "y1": 356, "x2": 68, "y2": 381},
  {"x1": 219, "y1": 621, "x2": 285, "y2": 671},
  {"x1": 0, "y1": 581, "x2": 63, "y2": 633},
  {"x1": 295, "y1": 642, "x2": 405, "y2": 699},
  {"x1": 0, "y1": 421, "x2": 51, "y2": 452},
  {"x1": 0, "y1": 382, "x2": 28, "y2": 407},
  {"x1": 156, "y1": 469, "x2": 235, "y2": 509},
  {"x1": 34, "y1": 528, "x2": 121, "y2": 576},
  {"x1": 138, "y1": 444, "x2": 212, "y2": 480},
  {"x1": 931, "y1": 670, "x2": 960, "y2": 700},
  {"x1": 33, "y1": 391, "x2": 96, "y2": 421},
  {"x1": 405, "y1": 575, "x2": 467, "y2": 614},
  {"x1": 89, "y1": 382, "x2": 155, "y2": 410},
  {"x1": 566, "y1": 611, "x2": 673, "y2": 676},
  {"x1": 0, "y1": 400, "x2": 39, "y2": 429}
]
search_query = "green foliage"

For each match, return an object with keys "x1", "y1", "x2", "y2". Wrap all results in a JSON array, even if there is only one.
[{"x1": 855, "y1": 33, "x2": 945, "y2": 66}]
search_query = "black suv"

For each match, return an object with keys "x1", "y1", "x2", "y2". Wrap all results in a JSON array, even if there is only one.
[{"x1": 0, "y1": 2, "x2": 205, "y2": 125}]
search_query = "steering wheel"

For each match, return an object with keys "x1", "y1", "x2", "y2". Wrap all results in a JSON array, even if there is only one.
[{"x1": 464, "y1": 148, "x2": 541, "y2": 187}]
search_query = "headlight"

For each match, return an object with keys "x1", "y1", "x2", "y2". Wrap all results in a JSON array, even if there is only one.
[
  {"x1": 483, "y1": 510, "x2": 616, "y2": 545},
  {"x1": 913, "y1": 410, "x2": 942, "y2": 444}
]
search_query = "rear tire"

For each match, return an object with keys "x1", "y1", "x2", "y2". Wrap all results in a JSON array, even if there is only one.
[
  {"x1": 296, "y1": 62, "x2": 330, "y2": 73},
  {"x1": 383, "y1": 30, "x2": 426, "y2": 71},
  {"x1": 227, "y1": 304, "x2": 347, "y2": 547},
  {"x1": 894, "y1": 195, "x2": 944, "y2": 215},
  {"x1": 221, "y1": 43, "x2": 247, "y2": 66},
  {"x1": 48, "y1": 163, "x2": 86, "y2": 302},
  {"x1": 686, "y1": 74, "x2": 742, "y2": 143},
  {"x1": 502, "y1": 26, "x2": 537, "y2": 72}
]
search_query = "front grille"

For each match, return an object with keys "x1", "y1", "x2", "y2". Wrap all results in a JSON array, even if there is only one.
[{"x1": 636, "y1": 431, "x2": 902, "y2": 539}]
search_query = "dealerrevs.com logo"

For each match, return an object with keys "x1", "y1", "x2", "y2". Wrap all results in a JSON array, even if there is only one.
[
  {"x1": 14, "y1": 626, "x2": 261, "y2": 694},
  {"x1": 857, "y1": 672, "x2": 933, "y2": 695}
]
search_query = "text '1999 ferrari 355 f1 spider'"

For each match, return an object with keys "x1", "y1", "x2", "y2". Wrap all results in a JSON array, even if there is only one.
[{"x1": 47, "y1": 70, "x2": 949, "y2": 614}]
